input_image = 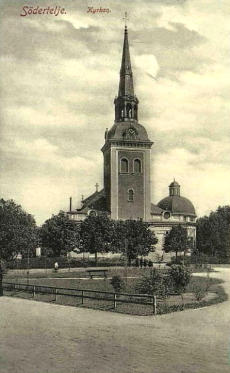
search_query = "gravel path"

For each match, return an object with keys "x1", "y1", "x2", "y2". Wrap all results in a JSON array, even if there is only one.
[{"x1": 1, "y1": 267, "x2": 230, "y2": 373}]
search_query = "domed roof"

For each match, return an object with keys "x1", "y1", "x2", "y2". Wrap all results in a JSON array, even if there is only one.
[
  {"x1": 157, "y1": 196, "x2": 196, "y2": 216},
  {"x1": 107, "y1": 121, "x2": 150, "y2": 142},
  {"x1": 169, "y1": 180, "x2": 180, "y2": 187}
]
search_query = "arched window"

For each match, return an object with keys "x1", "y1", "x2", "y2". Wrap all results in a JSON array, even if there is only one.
[
  {"x1": 120, "y1": 158, "x2": 129, "y2": 173},
  {"x1": 134, "y1": 104, "x2": 138, "y2": 119},
  {"x1": 126, "y1": 103, "x2": 132, "y2": 118},
  {"x1": 88, "y1": 210, "x2": 97, "y2": 217},
  {"x1": 134, "y1": 159, "x2": 142, "y2": 173},
  {"x1": 128, "y1": 189, "x2": 134, "y2": 202}
]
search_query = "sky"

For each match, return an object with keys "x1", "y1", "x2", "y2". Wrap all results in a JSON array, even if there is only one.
[{"x1": 0, "y1": 0, "x2": 229, "y2": 225}]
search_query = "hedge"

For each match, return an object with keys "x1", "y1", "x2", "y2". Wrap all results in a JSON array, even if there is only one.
[{"x1": 5, "y1": 256, "x2": 127, "y2": 270}]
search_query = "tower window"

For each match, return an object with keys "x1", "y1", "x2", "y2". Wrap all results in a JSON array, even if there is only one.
[
  {"x1": 134, "y1": 104, "x2": 138, "y2": 120},
  {"x1": 126, "y1": 103, "x2": 132, "y2": 118},
  {"x1": 120, "y1": 158, "x2": 129, "y2": 173},
  {"x1": 128, "y1": 189, "x2": 134, "y2": 202},
  {"x1": 134, "y1": 158, "x2": 142, "y2": 173}
]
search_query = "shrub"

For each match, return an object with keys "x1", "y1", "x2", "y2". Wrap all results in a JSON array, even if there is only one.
[
  {"x1": 191, "y1": 253, "x2": 230, "y2": 265},
  {"x1": 148, "y1": 260, "x2": 153, "y2": 267},
  {"x1": 168, "y1": 255, "x2": 191, "y2": 266},
  {"x1": 110, "y1": 276, "x2": 124, "y2": 293},
  {"x1": 193, "y1": 285, "x2": 206, "y2": 301},
  {"x1": 168, "y1": 265, "x2": 191, "y2": 294},
  {"x1": 135, "y1": 269, "x2": 173, "y2": 298}
]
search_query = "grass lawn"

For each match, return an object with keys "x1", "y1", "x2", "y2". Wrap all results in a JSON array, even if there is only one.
[{"x1": 4, "y1": 267, "x2": 228, "y2": 316}]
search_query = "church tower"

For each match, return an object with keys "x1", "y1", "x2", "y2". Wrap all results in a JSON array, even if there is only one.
[{"x1": 101, "y1": 26, "x2": 153, "y2": 220}]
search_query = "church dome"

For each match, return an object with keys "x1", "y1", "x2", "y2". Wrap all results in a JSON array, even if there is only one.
[
  {"x1": 157, "y1": 196, "x2": 196, "y2": 216},
  {"x1": 106, "y1": 121, "x2": 150, "y2": 142},
  {"x1": 157, "y1": 179, "x2": 196, "y2": 216},
  {"x1": 169, "y1": 180, "x2": 180, "y2": 188}
]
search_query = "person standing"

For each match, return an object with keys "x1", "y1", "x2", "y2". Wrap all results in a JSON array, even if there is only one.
[{"x1": 54, "y1": 262, "x2": 59, "y2": 272}]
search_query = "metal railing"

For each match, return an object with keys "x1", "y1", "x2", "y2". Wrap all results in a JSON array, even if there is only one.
[{"x1": 3, "y1": 282, "x2": 157, "y2": 315}]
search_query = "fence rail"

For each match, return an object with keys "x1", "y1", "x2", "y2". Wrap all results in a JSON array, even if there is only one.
[{"x1": 3, "y1": 282, "x2": 157, "y2": 315}]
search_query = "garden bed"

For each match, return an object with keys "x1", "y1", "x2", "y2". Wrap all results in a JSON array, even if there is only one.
[{"x1": 3, "y1": 273, "x2": 227, "y2": 316}]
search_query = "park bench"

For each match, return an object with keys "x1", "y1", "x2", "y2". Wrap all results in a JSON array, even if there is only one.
[{"x1": 86, "y1": 269, "x2": 108, "y2": 279}]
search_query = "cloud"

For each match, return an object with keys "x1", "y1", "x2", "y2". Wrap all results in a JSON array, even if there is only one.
[
  {"x1": 152, "y1": 148, "x2": 230, "y2": 217},
  {"x1": 0, "y1": 0, "x2": 229, "y2": 225}
]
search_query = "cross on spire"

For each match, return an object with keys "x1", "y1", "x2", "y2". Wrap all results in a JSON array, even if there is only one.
[{"x1": 123, "y1": 12, "x2": 129, "y2": 28}]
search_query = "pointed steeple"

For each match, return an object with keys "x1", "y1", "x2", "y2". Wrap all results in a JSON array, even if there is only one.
[
  {"x1": 114, "y1": 26, "x2": 139, "y2": 123},
  {"x1": 118, "y1": 26, "x2": 134, "y2": 97}
]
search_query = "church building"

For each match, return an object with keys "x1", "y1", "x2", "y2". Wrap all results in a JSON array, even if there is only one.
[{"x1": 67, "y1": 26, "x2": 197, "y2": 258}]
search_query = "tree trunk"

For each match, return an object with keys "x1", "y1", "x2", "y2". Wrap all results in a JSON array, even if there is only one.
[
  {"x1": 95, "y1": 251, "x2": 98, "y2": 267},
  {"x1": 175, "y1": 250, "x2": 178, "y2": 262},
  {"x1": 0, "y1": 274, "x2": 3, "y2": 296}
]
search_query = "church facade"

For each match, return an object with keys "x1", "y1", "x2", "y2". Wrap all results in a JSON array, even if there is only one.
[{"x1": 67, "y1": 26, "x2": 197, "y2": 258}]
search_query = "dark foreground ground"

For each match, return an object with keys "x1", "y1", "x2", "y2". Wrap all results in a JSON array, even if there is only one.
[{"x1": 1, "y1": 267, "x2": 230, "y2": 373}]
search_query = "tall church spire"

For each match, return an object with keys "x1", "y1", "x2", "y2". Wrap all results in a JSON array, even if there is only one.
[
  {"x1": 114, "y1": 26, "x2": 139, "y2": 122},
  {"x1": 118, "y1": 26, "x2": 134, "y2": 97}
]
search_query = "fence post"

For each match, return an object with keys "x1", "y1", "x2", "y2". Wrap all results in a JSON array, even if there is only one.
[
  {"x1": 114, "y1": 293, "x2": 117, "y2": 309},
  {"x1": 55, "y1": 288, "x2": 58, "y2": 302},
  {"x1": 81, "y1": 290, "x2": 84, "y2": 304},
  {"x1": 33, "y1": 286, "x2": 35, "y2": 298},
  {"x1": 153, "y1": 296, "x2": 157, "y2": 315}
]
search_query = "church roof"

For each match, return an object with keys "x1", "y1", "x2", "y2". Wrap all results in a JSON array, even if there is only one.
[
  {"x1": 106, "y1": 121, "x2": 151, "y2": 142},
  {"x1": 79, "y1": 189, "x2": 108, "y2": 213},
  {"x1": 169, "y1": 180, "x2": 180, "y2": 187},
  {"x1": 157, "y1": 196, "x2": 196, "y2": 216},
  {"x1": 151, "y1": 203, "x2": 164, "y2": 215}
]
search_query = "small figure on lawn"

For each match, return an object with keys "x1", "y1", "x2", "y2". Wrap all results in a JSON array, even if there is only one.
[
  {"x1": 54, "y1": 262, "x2": 59, "y2": 272},
  {"x1": 140, "y1": 257, "x2": 143, "y2": 268},
  {"x1": 143, "y1": 258, "x2": 147, "y2": 268}
]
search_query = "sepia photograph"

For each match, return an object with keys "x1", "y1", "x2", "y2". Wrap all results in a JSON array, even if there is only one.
[{"x1": 0, "y1": 0, "x2": 230, "y2": 372}]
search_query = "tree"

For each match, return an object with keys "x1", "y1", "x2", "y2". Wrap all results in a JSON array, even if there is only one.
[
  {"x1": 196, "y1": 206, "x2": 230, "y2": 261},
  {"x1": 0, "y1": 199, "x2": 38, "y2": 260},
  {"x1": 113, "y1": 219, "x2": 157, "y2": 265},
  {"x1": 40, "y1": 211, "x2": 80, "y2": 257},
  {"x1": 80, "y1": 214, "x2": 115, "y2": 265},
  {"x1": 0, "y1": 199, "x2": 38, "y2": 296},
  {"x1": 168, "y1": 265, "x2": 191, "y2": 294},
  {"x1": 163, "y1": 224, "x2": 189, "y2": 261},
  {"x1": 0, "y1": 260, "x2": 7, "y2": 296}
]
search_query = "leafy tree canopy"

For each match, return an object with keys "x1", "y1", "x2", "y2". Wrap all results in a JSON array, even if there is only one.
[
  {"x1": 80, "y1": 214, "x2": 115, "y2": 264},
  {"x1": 113, "y1": 219, "x2": 157, "y2": 263},
  {"x1": 0, "y1": 199, "x2": 38, "y2": 260},
  {"x1": 196, "y1": 205, "x2": 230, "y2": 260},
  {"x1": 163, "y1": 224, "x2": 189, "y2": 260},
  {"x1": 39, "y1": 211, "x2": 80, "y2": 257}
]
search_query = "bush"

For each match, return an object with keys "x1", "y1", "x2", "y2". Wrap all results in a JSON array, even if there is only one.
[
  {"x1": 6, "y1": 256, "x2": 126, "y2": 270},
  {"x1": 135, "y1": 269, "x2": 173, "y2": 298},
  {"x1": 168, "y1": 265, "x2": 191, "y2": 294},
  {"x1": 167, "y1": 255, "x2": 191, "y2": 267},
  {"x1": 110, "y1": 276, "x2": 124, "y2": 292},
  {"x1": 191, "y1": 253, "x2": 230, "y2": 265},
  {"x1": 192, "y1": 285, "x2": 206, "y2": 301}
]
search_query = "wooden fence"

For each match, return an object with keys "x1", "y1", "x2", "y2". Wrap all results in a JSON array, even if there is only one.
[{"x1": 3, "y1": 282, "x2": 157, "y2": 315}]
